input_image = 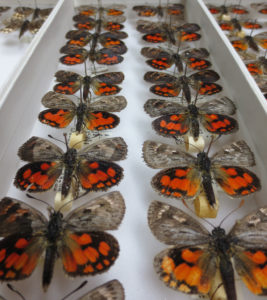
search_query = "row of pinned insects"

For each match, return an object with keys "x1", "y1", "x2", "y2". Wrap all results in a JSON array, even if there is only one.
[
  {"x1": 59, "y1": 4, "x2": 128, "y2": 68},
  {"x1": 207, "y1": 1, "x2": 267, "y2": 99},
  {"x1": 134, "y1": 3, "x2": 266, "y2": 300},
  {"x1": 0, "y1": 5, "x2": 53, "y2": 38},
  {"x1": 0, "y1": 3, "x2": 130, "y2": 300}
]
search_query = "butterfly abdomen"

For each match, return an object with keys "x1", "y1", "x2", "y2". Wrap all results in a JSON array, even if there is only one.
[
  {"x1": 246, "y1": 36, "x2": 259, "y2": 52},
  {"x1": 188, "y1": 104, "x2": 199, "y2": 139},
  {"x1": 42, "y1": 244, "x2": 57, "y2": 291}
]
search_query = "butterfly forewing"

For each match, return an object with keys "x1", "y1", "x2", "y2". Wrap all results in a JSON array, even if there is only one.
[
  {"x1": 79, "y1": 280, "x2": 124, "y2": 300},
  {"x1": 65, "y1": 191, "x2": 125, "y2": 231}
]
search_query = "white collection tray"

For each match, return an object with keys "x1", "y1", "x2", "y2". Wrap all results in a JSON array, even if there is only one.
[{"x1": 0, "y1": 0, "x2": 266, "y2": 299}]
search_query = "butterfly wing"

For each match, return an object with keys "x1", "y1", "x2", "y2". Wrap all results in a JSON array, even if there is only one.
[
  {"x1": 0, "y1": 197, "x2": 47, "y2": 281},
  {"x1": 79, "y1": 280, "x2": 125, "y2": 300},
  {"x1": 60, "y1": 46, "x2": 88, "y2": 65},
  {"x1": 15, "y1": 137, "x2": 64, "y2": 192},
  {"x1": 143, "y1": 140, "x2": 195, "y2": 169},
  {"x1": 90, "y1": 96, "x2": 127, "y2": 112},
  {"x1": 144, "y1": 72, "x2": 176, "y2": 84},
  {"x1": 59, "y1": 230, "x2": 119, "y2": 277},
  {"x1": 143, "y1": 31, "x2": 168, "y2": 43},
  {"x1": 92, "y1": 72, "x2": 124, "y2": 96},
  {"x1": 228, "y1": 207, "x2": 267, "y2": 295},
  {"x1": 199, "y1": 97, "x2": 238, "y2": 135},
  {"x1": 133, "y1": 5, "x2": 157, "y2": 17},
  {"x1": 211, "y1": 141, "x2": 261, "y2": 197},
  {"x1": 39, "y1": 92, "x2": 77, "y2": 128},
  {"x1": 144, "y1": 98, "x2": 186, "y2": 117},
  {"x1": 65, "y1": 191, "x2": 125, "y2": 231},
  {"x1": 254, "y1": 32, "x2": 267, "y2": 50},
  {"x1": 84, "y1": 111, "x2": 120, "y2": 131},
  {"x1": 148, "y1": 201, "x2": 210, "y2": 246},
  {"x1": 78, "y1": 137, "x2": 127, "y2": 161},
  {"x1": 54, "y1": 70, "x2": 82, "y2": 95},
  {"x1": 154, "y1": 246, "x2": 215, "y2": 295},
  {"x1": 96, "y1": 48, "x2": 123, "y2": 66},
  {"x1": 66, "y1": 30, "x2": 92, "y2": 47}
]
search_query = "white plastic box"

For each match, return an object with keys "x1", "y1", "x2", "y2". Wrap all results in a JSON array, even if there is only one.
[{"x1": 0, "y1": 0, "x2": 266, "y2": 299}]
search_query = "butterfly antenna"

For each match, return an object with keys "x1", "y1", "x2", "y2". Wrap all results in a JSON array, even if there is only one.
[
  {"x1": 182, "y1": 199, "x2": 215, "y2": 228},
  {"x1": 61, "y1": 281, "x2": 88, "y2": 300},
  {"x1": 193, "y1": 90, "x2": 199, "y2": 105},
  {"x1": 7, "y1": 284, "x2": 25, "y2": 300},
  {"x1": 206, "y1": 136, "x2": 215, "y2": 156},
  {"x1": 47, "y1": 134, "x2": 66, "y2": 146},
  {"x1": 26, "y1": 193, "x2": 53, "y2": 211},
  {"x1": 219, "y1": 199, "x2": 245, "y2": 227}
]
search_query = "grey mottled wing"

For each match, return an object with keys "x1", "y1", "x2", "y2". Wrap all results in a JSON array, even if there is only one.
[
  {"x1": 18, "y1": 136, "x2": 64, "y2": 162},
  {"x1": 90, "y1": 96, "x2": 127, "y2": 112},
  {"x1": 143, "y1": 140, "x2": 195, "y2": 169},
  {"x1": 78, "y1": 137, "x2": 127, "y2": 161},
  {"x1": 228, "y1": 206, "x2": 267, "y2": 248},
  {"x1": 79, "y1": 280, "x2": 124, "y2": 300},
  {"x1": 211, "y1": 140, "x2": 255, "y2": 167},
  {"x1": 199, "y1": 97, "x2": 237, "y2": 115},
  {"x1": 0, "y1": 18, "x2": 23, "y2": 32},
  {"x1": 144, "y1": 99, "x2": 187, "y2": 117},
  {"x1": 105, "y1": 15, "x2": 126, "y2": 23},
  {"x1": 0, "y1": 197, "x2": 47, "y2": 236},
  {"x1": 64, "y1": 192, "x2": 125, "y2": 231},
  {"x1": 41, "y1": 91, "x2": 77, "y2": 110},
  {"x1": 148, "y1": 201, "x2": 210, "y2": 246}
]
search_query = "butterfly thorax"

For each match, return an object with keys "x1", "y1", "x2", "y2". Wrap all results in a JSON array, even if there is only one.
[
  {"x1": 211, "y1": 227, "x2": 231, "y2": 254},
  {"x1": 179, "y1": 75, "x2": 191, "y2": 101},
  {"x1": 76, "y1": 103, "x2": 87, "y2": 132},
  {"x1": 63, "y1": 148, "x2": 78, "y2": 167},
  {"x1": 197, "y1": 152, "x2": 211, "y2": 172},
  {"x1": 62, "y1": 148, "x2": 78, "y2": 197},
  {"x1": 46, "y1": 212, "x2": 63, "y2": 242},
  {"x1": 232, "y1": 18, "x2": 242, "y2": 31},
  {"x1": 245, "y1": 36, "x2": 259, "y2": 52},
  {"x1": 188, "y1": 104, "x2": 199, "y2": 138}
]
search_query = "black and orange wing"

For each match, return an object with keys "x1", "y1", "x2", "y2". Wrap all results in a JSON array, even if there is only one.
[
  {"x1": 133, "y1": 5, "x2": 158, "y2": 17},
  {"x1": 96, "y1": 48, "x2": 123, "y2": 65},
  {"x1": 60, "y1": 231, "x2": 119, "y2": 277},
  {"x1": 178, "y1": 31, "x2": 201, "y2": 42},
  {"x1": 254, "y1": 32, "x2": 267, "y2": 50},
  {"x1": 241, "y1": 21, "x2": 263, "y2": 30},
  {"x1": 228, "y1": 5, "x2": 249, "y2": 15},
  {"x1": 150, "y1": 83, "x2": 181, "y2": 97},
  {"x1": 103, "y1": 21, "x2": 124, "y2": 32},
  {"x1": 84, "y1": 111, "x2": 120, "y2": 131},
  {"x1": 54, "y1": 70, "x2": 82, "y2": 95},
  {"x1": 166, "y1": 4, "x2": 184, "y2": 16},
  {"x1": 73, "y1": 15, "x2": 96, "y2": 30},
  {"x1": 66, "y1": 30, "x2": 92, "y2": 47},
  {"x1": 100, "y1": 31, "x2": 128, "y2": 40},
  {"x1": 92, "y1": 72, "x2": 124, "y2": 96},
  {"x1": 143, "y1": 31, "x2": 167, "y2": 43},
  {"x1": 154, "y1": 246, "x2": 215, "y2": 295},
  {"x1": 184, "y1": 57, "x2": 211, "y2": 71},
  {"x1": 39, "y1": 92, "x2": 77, "y2": 129},
  {"x1": 99, "y1": 36, "x2": 127, "y2": 54},
  {"x1": 152, "y1": 113, "x2": 190, "y2": 137},
  {"x1": 60, "y1": 46, "x2": 88, "y2": 65},
  {"x1": 231, "y1": 39, "x2": 248, "y2": 52},
  {"x1": 200, "y1": 114, "x2": 238, "y2": 135},
  {"x1": 77, "y1": 6, "x2": 96, "y2": 16}
]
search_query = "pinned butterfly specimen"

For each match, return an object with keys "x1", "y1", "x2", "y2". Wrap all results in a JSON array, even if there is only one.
[
  {"x1": 149, "y1": 201, "x2": 267, "y2": 299},
  {"x1": 246, "y1": 56, "x2": 267, "y2": 77},
  {"x1": 144, "y1": 96, "x2": 238, "y2": 140},
  {"x1": 14, "y1": 136, "x2": 127, "y2": 198},
  {"x1": 53, "y1": 70, "x2": 124, "y2": 100},
  {"x1": 76, "y1": 5, "x2": 126, "y2": 17},
  {"x1": 38, "y1": 91, "x2": 127, "y2": 133},
  {"x1": 141, "y1": 47, "x2": 211, "y2": 72},
  {"x1": 144, "y1": 70, "x2": 222, "y2": 101},
  {"x1": 133, "y1": 3, "x2": 184, "y2": 18},
  {"x1": 60, "y1": 45, "x2": 124, "y2": 66},
  {"x1": 136, "y1": 20, "x2": 201, "y2": 45},
  {"x1": 231, "y1": 32, "x2": 267, "y2": 53},
  {"x1": 65, "y1": 279, "x2": 125, "y2": 300},
  {"x1": 0, "y1": 17, "x2": 45, "y2": 38},
  {"x1": 143, "y1": 140, "x2": 261, "y2": 207},
  {"x1": 0, "y1": 192, "x2": 125, "y2": 290},
  {"x1": 208, "y1": 4, "x2": 249, "y2": 15},
  {"x1": 251, "y1": 2, "x2": 267, "y2": 14},
  {"x1": 73, "y1": 15, "x2": 126, "y2": 31},
  {"x1": 65, "y1": 30, "x2": 127, "y2": 53}
]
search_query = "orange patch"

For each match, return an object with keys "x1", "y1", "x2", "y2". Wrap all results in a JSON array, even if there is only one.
[
  {"x1": 62, "y1": 252, "x2": 77, "y2": 273},
  {"x1": 98, "y1": 242, "x2": 110, "y2": 256},
  {"x1": 15, "y1": 238, "x2": 29, "y2": 249},
  {"x1": 14, "y1": 253, "x2": 28, "y2": 270},
  {"x1": 5, "y1": 253, "x2": 19, "y2": 268},
  {"x1": 181, "y1": 249, "x2": 203, "y2": 263},
  {"x1": 84, "y1": 247, "x2": 99, "y2": 263},
  {"x1": 245, "y1": 251, "x2": 267, "y2": 264},
  {"x1": 5, "y1": 270, "x2": 16, "y2": 279},
  {"x1": 161, "y1": 256, "x2": 175, "y2": 274},
  {"x1": 0, "y1": 249, "x2": 6, "y2": 262}
]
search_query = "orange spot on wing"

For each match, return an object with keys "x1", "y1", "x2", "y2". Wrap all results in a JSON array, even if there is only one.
[
  {"x1": 5, "y1": 253, "x2": 19, "y2": 268},
  {"x1": 14, "y1": 253, "x2": 28, "y2": 270},
  {"x1": 62, "y1": 252, "x2": 77, "y2": 273},
  {"x1": 181, "y1": 249, "x2": 203, "y2": 263},
  {"x1": 5, "y1": 270, "x2": 16, "y2": 278},
  {"x1": 161, "y1": 256, "x2": 175, "y2": 274},
  {"x1": 84, "y1": 265, "x2": 94, "y2": 273},
  {"x1": 245, "y1": 251, "x2": 267, "y2": 264},
  {"x1": 98, "y1": 242, "x2": 110, "y2": 256},
  {"x1": 0, "y1": 249, "x2": 6, "y2": 262},
  {"x1": 15, "y1": 238, "x2": 29, "y2": 249},
  {"x1": 84, "y1": 247, "x2": 99, "y2": 263}
]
